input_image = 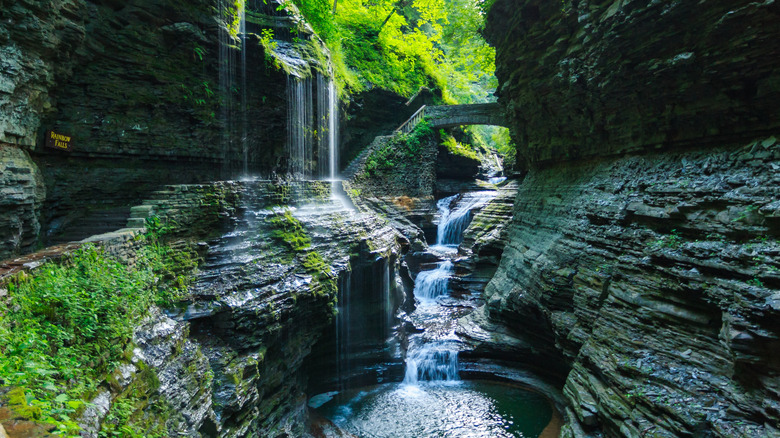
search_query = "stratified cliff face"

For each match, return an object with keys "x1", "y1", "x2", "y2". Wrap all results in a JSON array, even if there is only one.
[
  {"x1": 485, "y1": 0, "x2": 780, "y2": 168},
  {"x1": 0, "y1": 0, "x2": 294, "y2": 256},
  {"x1": 478, "y1": 1, "x2": 780, "y2": 436}
]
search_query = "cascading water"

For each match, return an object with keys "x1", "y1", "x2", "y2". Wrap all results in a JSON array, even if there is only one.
[
  {"x1": 402, "y1": 343, "x2": 459, "y2": 384},
  {"x1": 411, "y1": 260, "x2": 453, "y2": 301},
  {"x1": 328, "y1": 78, "x2": 338, "y2": 181},
  {"x1": 287, "y1": 76, "x2": 314, "y2": 179},
  {"x1": 218, "y1": 0, "x2": 247, "y2": 177},
  {"x1": 436, "y1": 192, "x2": 494, "y2": 247},
  {"x1": 289, "y1": 72, "x2": 338, "y2": 181},
  {"x1": 311, "y1": 189, "x2": 558, "y2": 436}
]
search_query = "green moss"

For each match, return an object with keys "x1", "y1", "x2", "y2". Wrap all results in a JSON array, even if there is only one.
[
  {"x1": 268, "y1": 210, "x2": 311, "y2": 251},
  {"x1": 267, "y1": 183, "x2": 292, "y2": 205}
]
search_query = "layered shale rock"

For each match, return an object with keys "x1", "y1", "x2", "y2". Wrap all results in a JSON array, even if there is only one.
[
  {"x1": 0, "y1": 0, "x2": 308, "y2": 255},
  {"x1": 0, "y1": 145, "x2": 45, "y2": 259},
  {"x1": 486, "y1": 0, "x2": 780, "y2": 168},
  {"x1": 475, "y1": 0, "x2": 780, "y2": 436},
  {"x1": 151, "y1": 181, "x2": 404, "y2": 437},
  {"x1": 468, "y1": 139, "x2": 780, "y2": 437}
]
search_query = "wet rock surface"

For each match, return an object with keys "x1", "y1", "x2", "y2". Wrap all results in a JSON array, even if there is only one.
[
  {"x1": 139, "y1": 181, "x2": 404, "y2": 437},
  {"x1": 462, "y1": 139, "x2": 780, "y2": 437}
]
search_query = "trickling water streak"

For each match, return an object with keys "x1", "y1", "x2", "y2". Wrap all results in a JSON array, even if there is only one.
[
  {"x1": 336, "y1": 270, "x2": 351, "y2": 391},
  {"x1": 217, "y1": 0, "x2": 248, "y2": 177},
  {"x1": 239, "y1": 2, "x2": 247, "y2": 175},
  {"x1": 317, "y1": 73, "x2": 330, "y2": 178},
  {"x1": 413, "y1": 261, "x2": 453, "y2": 301},
  {"x1": 328, "y1": 78, "x2": 338, "y2": 180}
]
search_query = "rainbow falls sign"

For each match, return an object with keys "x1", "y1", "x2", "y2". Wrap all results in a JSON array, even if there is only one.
[{"x1": 45, "y1": 130, "x2": 72, "y2": 151}]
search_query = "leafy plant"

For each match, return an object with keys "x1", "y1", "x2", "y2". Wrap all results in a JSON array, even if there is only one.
[
  {"x1": 0, "y1": 239, "x2": 196, "y2": 435},
  {"x1": 440, "y1": 130, "x2": 479, "y2": 160},
  {"x1": 363, "y1": 120, "x2": 433, "y2": 177},
  {"x1": 193, "y1": 45, "x2": 205, "y2": 61}
]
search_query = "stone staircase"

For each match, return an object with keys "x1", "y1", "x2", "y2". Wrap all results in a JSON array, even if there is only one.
[
  {"x1": 49, "y1": 206, "x2": 132, "y2": 244},
  {"x1": 341, "y1": 135, "x2": 394, "y2": 180}
]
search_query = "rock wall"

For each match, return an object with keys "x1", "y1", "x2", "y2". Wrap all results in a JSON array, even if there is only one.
[
  {"x1": 474, "y1": 139, "x2": 780, "y2": 436},
  {"x1": 0, "y1": 145, "x2": 45, "y2": 259},
  {"x1": 486, "y1": 0, "x2": 780, "y2": 168},
  {"x1": 478, "y1": 1, "x2": 780, "y2": 436},
  {"x1": 0, "y1": 0, "x2": 307, "y2": 256},
  {"x1": 0, "y1": 180, "x2": 405, "y2": 437}
]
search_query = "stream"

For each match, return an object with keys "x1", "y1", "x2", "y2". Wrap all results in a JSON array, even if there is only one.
[{"x1": 310, "y1": 191, "x2": 556, "y2": 437}]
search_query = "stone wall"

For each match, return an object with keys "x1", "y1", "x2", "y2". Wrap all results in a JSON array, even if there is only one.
[
  {"x1": 466, "y1": 137, "x2": 780, "y2": 437},
  {"x1": 485, "y1": 0, "x2": 780, "y2": 168},
  {"x1": 477, "y1": 1, "x2": 780, "y2": 436},
  {"x1": 0, "y1": 0, "x2": 310, "y2": 257},
  {"x1": 1, "y1": 180, "x2": 405, "y2": 436},
  {"x1": 0, "y1": 144, "x2": 45, "y2": 259}
]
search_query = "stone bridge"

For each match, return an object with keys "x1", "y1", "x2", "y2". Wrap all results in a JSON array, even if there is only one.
[{"x1": 396, "y1": 103, "x2": 506, "y2": 133}]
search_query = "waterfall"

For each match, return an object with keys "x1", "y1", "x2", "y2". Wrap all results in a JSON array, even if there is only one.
[
  {"x1": 435, "y1": 192, "x2": 496, "y2": 246},
  {"x1": 289, "y1": 73, "x2": 336, "y2": 180},
  {"x1": 317, "y1": 73, "x2": 329, "y2": 179},
  {"x1": 239, "y1": 2, "x2": 247, "y2": 175},
  {"x1": 328, "y1": 78, "x2": 338, "y2": 180},
  {"x1": 287, "y1": 76, "x2": 314, "y2": 179},
  {"x1": 335, "y1": 270, "x2": 351, "y2": 391},
  {"x1": 217, "y1": 0, "x2": 248, "y2": 177},
  {"x1": 412, "y1": 261, "x2": 453, "y2": 301},
  {"x1": 403, "y1": 344, "x2": 459, "y2": 384}
]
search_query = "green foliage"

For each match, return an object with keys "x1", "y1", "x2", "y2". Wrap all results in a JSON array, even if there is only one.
[
  {"x1": 258, "y1": 27, "x2": 281, "y2": 69},
  {"x1": 287, "y1": 0, "x2": 495, "y2": 102},
  {"x1": 223, "y1": 0, "x2": 247, "y2": 38},
  {"x1": 652, "y1": 229, "x2": 683, "y2": 249},
  {"x1": 268, "y1": 210, "x2": 311, "y2": 251},
  {"x1": 193, "y1": 45, "x2": 205, "y2": 61},
  {"x1": 364, "y1": 120, "x2": 433, "y2": 177},
  {"x1": 0, "y1": 239, "x2": 196, "y2": 435},
  {"x1": 440, "y1": 130, "x2": 479, "y2": 160}
]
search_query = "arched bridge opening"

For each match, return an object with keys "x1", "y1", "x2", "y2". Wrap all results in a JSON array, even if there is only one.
[{"x1": 395, "y1": 103, "x2": 506, "y2": 134}]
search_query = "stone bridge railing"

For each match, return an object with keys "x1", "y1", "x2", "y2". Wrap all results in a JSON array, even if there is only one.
[{"x1": 394, "y1": 102, "x2": 506, "y2": 133}]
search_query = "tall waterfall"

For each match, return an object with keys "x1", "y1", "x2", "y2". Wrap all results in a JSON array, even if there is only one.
[
  {"x1": 328, "y1": 78, "x2": 338, "y2": 181},
  {"x1": 289, "y1": 73, "x2": 338, "y2": 180},
  {"x1": 287, "y1": 76, "x2": 314, "y2": 179},
  {"x1": 218, "y1": 0, "x2": 247, "y2": 177}
]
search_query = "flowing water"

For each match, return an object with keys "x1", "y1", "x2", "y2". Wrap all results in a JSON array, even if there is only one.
[
  {"x1": 313, "y1": 190, "x2": 555, "y2": 437},
  {"x1": 287, "y1": 76, "x2": 314, "y2": 178},
  {"x1": 289, "y1": 71, "x2": 339, "y2": 180},
  {"x1": 433, "y1": 191, "x2": 496, "y2": 251}
]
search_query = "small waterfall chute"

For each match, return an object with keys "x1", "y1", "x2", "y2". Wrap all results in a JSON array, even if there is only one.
[
  {"x1": 412, "y1": 260, "x2": 453, "y2": 301},
  {"x1": 287, "y1": 76, "x2": 314, "y2": 179},
  {"x1": 403, "y1": 343, "x2": 459, "y2": 385},
  {"x1": 435, "y1": 191, "x2": 496, "y2": 247}
]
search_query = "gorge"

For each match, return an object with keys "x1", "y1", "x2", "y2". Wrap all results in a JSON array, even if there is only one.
[{"x1": 1, "y1": 0, "x2": 779, "y2": 437}]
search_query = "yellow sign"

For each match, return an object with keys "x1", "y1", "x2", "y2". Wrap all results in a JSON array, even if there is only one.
[{"x1": 45, "y1": 130, "x2": 72, "y2": 151}]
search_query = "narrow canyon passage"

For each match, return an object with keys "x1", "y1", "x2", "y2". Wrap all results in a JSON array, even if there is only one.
[{"x1": 1, "y1": 0, "x2": 778, "y2": 436}]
